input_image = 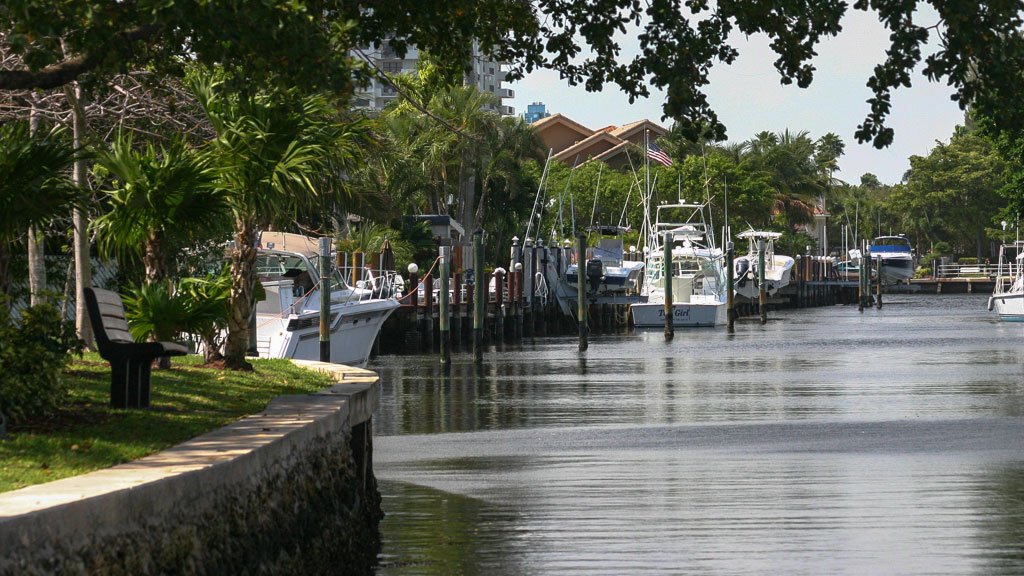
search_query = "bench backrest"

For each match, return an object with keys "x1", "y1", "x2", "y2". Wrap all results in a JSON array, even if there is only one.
[{"x1": 83, "y1": 287, "x2": 135, "y2": 344}]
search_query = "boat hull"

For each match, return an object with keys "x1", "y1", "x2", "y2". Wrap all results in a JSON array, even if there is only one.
[
  {"x1": 989, "y1": 292, "x2": 1024, "y2": 322},
  {"x1": 733, "y1": 256, "x2": 794, "y2": 299},
  {"x1": 257, "y1": 299, "x2": 399, "y2": 367},
  {"x1": 875, "y1": 255, "x2": 914, "y2": 285},
  {"x1": 631, "y1": 299, "x2": 726, "y2": 327}
]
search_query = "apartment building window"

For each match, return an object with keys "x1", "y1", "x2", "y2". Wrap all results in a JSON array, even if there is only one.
[
  {"x1": 489, "y1": 67, "x2": 495, "y2": 75},
  {"x1": 382, "y1": 84, "x2": 397, "y2": 96},
  {"x1": 381, "y1": 42, "x2": 396, "y2": 58},
  {"x1": 382, "y1": 61, "x2": 402, "y2": 74},
  {"x1": 489, "y1": 85, "x2": 495, "y2": 93}
]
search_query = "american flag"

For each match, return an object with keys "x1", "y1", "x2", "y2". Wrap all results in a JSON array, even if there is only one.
[{"x1": 647, "y1": 142, "x2": 673, "y2": 167}]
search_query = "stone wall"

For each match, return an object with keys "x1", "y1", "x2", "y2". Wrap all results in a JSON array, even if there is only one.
[{"x1": 0, "y1": 361, "x2": 381, "y2": 576}]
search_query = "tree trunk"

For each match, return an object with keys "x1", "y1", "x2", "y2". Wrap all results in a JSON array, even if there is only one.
[
  {"x1": 66, "y1": 83, "x2": 93, "y2": 349},
  {"x1": 28, "y1": 97, "x2": 46, "y2": 307},
  {"x1": 224, "y1": 217, "x2": 257, "y2": 371},
  {"x1": 143, "y1": 231, "x2": 165, "y2": 285},
  {"x1": 28, "y1": 227, "x2": 46, "y2": 306}
]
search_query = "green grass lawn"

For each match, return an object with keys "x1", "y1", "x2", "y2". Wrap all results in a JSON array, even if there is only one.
[{"x1": 0, "y1": 352, "x2": 335, "y2": 493}]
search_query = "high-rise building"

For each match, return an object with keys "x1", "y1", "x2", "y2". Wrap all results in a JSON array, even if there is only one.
[
  {"x1": 523, "y1": 102, "x2": 550, "y2": 124},
  {"x1": 353, "y1": 40, "x2": 514, "y2": 115}
]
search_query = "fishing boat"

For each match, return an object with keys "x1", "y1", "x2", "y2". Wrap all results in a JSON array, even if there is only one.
[
  {"x1": 630, "y1": 203, "x2": 727, "y2": 327},
  {"x1": 870, "y1": 235, "x2": 915, "y2": 285},
  {"x1": 565, "y1": 225, "x2": 645, "y2": 294},
  {"x1": 988, "y1": 241, "x2": 1024, "y2": 321},
  {"x1": 732, "y1": 230, "x2": 794, "y2": 299},
  {"x1": 253, "y1": 232, "x2": 399, "y2": 367}
]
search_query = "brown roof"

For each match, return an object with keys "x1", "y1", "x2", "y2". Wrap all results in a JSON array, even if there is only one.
[
  {"x1": 530, "y1": 113, "x2": 593, "y2": 137},
  {"x1": 553, "y1": 131, "x2": 623, "y2": 163}
]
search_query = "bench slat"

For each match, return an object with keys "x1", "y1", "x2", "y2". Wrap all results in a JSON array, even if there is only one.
[
  {"x1": 99, "y1": 311, "x2": 131, "y2": 330},
  {"x1": 104, "y1": 327, "x2": 135, "y2": 343},
  {"x1": 91, "y1": 289, "x2": 125, "y2": 306}
]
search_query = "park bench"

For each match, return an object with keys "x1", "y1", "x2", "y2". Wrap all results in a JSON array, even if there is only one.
[{"x1": 83, "y1": 287, "x2": 187, "y2": 409}]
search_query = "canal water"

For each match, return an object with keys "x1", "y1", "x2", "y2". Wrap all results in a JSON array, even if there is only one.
[{"x1": 370, "y1": 294, "x2": 1024, "y2": 575}]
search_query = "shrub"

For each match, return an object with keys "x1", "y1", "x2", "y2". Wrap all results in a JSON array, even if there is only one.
[
  {"x1": 0, "y1": 303, "x2": 83, "y2": 424},
  {"x1": 958, "y1": 257, "x2": 978, "y2": 265},
  {"x1": 914, "y1": 267, "x2": 933, "y2": 279}
]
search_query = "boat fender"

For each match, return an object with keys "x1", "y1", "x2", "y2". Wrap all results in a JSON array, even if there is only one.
[
  {"x1": 585, "y1": 258, "x2": 604, "y2": 292},
  {"x1": 735, "y1": 259, "x2": 750, "y2": 287}
]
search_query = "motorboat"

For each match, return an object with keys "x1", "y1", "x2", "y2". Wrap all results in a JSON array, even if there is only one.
[
  {"x1": 630, "y1": 203, "x2": 727, "y2": 327},
  {"x1": 870, "y1": 235, "x2": 915, "y2": 285},
  {"x1": 988, "y1": 241, "x2": 1024, "y2": 321},
  {"x1": 565, "y1": 226, "x2": 645, "y2": 294},
  {"x1": 253, "y1": 231, "x2": 399, "y2": 367},
  {"x1": 732, "y1": 230, "x2": 794, "y2": 299}
]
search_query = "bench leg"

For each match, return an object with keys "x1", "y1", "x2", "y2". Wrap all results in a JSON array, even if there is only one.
[
  {"x1": 139, "y1": 360, "x2": 153, "y2": 408},
  {"x1": 110, "y1": 359, "x2": 129, "y2": 409}
]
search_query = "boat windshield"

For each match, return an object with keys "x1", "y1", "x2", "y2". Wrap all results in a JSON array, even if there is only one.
[
  {"x1": 257, "y1": 253, "x2": 350, "y2": 292},
  {"x1": 871, "y1": 237, "x2": 911, "y2": 253}
]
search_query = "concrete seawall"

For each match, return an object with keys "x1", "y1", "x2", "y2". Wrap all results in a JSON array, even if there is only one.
[{"x1": 0, "y1": 360, "x2": 382, "y2": 576}]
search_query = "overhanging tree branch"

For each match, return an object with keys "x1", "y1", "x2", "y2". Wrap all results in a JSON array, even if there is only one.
[{"x1": 0, "y1": 25, "x2": 159, "y2": 91}]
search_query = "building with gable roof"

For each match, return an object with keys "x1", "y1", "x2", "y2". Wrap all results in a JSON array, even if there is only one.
[{"x1": 530, "y1": 114, "x2": 669, "y2": 170}]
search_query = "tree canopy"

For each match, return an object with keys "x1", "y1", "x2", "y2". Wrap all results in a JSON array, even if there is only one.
[{"x1": 3, "y1": 1, "x2": 1023, "y2": 149}]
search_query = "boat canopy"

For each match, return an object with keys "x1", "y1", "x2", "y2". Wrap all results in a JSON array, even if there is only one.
[
  {"x1": 737, "y1": 230, "x2": 782, "y2": 240},
  {"x1": 258, "y1": 231, "x2": 324, "y2": 259}
]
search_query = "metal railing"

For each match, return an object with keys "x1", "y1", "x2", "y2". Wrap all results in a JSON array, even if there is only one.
[{"x1": 934, "y1": 263, "x2": 1000, "y2": 279}]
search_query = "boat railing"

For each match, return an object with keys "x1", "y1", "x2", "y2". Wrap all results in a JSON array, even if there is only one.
[{"x1": 935, "y1": 263, "x2": 1001, "y2": 279}]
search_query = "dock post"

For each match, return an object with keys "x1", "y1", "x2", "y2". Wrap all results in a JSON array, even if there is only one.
[
  {"x1": 581, "y1": 233, "x2": 589, "y2": 350},
  {"x1": 473, "y1": 229, "x2": 485, "y2": 362},
  {"x1": 727, "y1": 241, "x2": 735, "y2": 333},
  {"x1": 858, "y1": 242, "x2": 866, "y2": 311},
  {"x1": 876, "y1": 257, "x2": 883, "y2": 309},
  {"x1": 496, "y1": 268, "x2": 506, "y2": 341},
  {"x1": 538, "y1": 243, "x2": 548, "y2": 336},
  {"x1": 423, "y1": 272, "x2": 434, "y2": 351},
  {"x1": 452, "y1": 271, "x2": 462, "y2": 348},
  {"x1": 577, "y1": 234, "x2": 588, "y2": 351},
  {"x1": 758, "y1": 238, "x2": 767, "y2": 325},
  {"x1": 318, "y1": 237, "x2": 332, "y2": 362},
  {"x1": 439, "y1": 246, "x2": 451, "y2": 366},
  {"x1": 515, "y1": 262, "x2": 524, "y2": 339},
  {"x1": 664, "y1": 231, "x2": 674, "y2": 341}
]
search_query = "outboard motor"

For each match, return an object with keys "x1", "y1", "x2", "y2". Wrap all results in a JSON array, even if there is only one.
[
  {"x1": 585, "y1": 258, "x2": 604, "y2": 292},
  {"x1": 735, "y1": 259, "x2": 750, "y2": 288}
]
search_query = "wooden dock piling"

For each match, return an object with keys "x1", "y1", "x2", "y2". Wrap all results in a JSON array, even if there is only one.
[
  {"x1": 664, "y1": 231, "x2": 674, "y2": 341},
  {"x1": 439, "y1": 247, "x2": 451, "y2": 365},
  {"x1": 473, "y1": 230, "x2": 484, "y2": 362},
  {"x1": 758, "y1": 238, "x2": 767, "y2": 325},
  {"x1": 577, "y1": 234, "x2": 588, "y2": 351}
]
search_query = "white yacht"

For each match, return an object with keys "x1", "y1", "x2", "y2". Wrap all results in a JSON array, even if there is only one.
[
  {"x1": 253, "y1": 232, "x2": 399, "y2": 367},
  {"x1": 988, "y1": 241, "x2": 1024, "y2": 322},
  {"x1": 870, "y1": 235, "x2": 915, "y2": 285},
  {"x1": 630, "y1": 203, "x2": 727, "y2": 327},
  {"x1": 732, "y1": 230, "x2": 794, "y2": 299}
]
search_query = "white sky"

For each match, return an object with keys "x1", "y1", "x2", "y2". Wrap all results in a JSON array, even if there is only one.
[{"x1": 508, "y1": 7, "x2": 964, "y2": 186}]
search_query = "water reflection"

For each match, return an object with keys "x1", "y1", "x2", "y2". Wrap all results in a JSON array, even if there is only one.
[{"x1": 373, "y1": 295, "x2": 1024, "y2": 574}]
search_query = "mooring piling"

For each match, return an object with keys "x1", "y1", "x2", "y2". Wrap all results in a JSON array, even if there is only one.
[
  {"x1": 439, "y1": 246, "x2": 451, "y2": 366},
  {"x1": 726, "y1": 241, "x2": 735, "y2": 333},
  {"x1": 577, "y1": 234, "x2": 588, "y2": 351},
  {"x1": 473, "y1": 229, "x2": 485, "y2": 362},
  {"x1": 758, "y1": 238, "x2": 767, "y2": 325},
  {"x1": 318, "y1": 237, "x2": 332, "y2": 362},
  {"x1": 664, "y1": 231, "x2": 674, "y2": 341}
]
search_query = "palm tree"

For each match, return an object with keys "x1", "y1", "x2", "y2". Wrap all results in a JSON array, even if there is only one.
[
  {"x1": 91, "y1": 134, "x2": 224, "y2": 286},
  {"x1": 191, "y1": 73, "x2": 372, "y2": 370},
  {"x1": 0, "y1": 122, "x2": 78, "y2": 307}
]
